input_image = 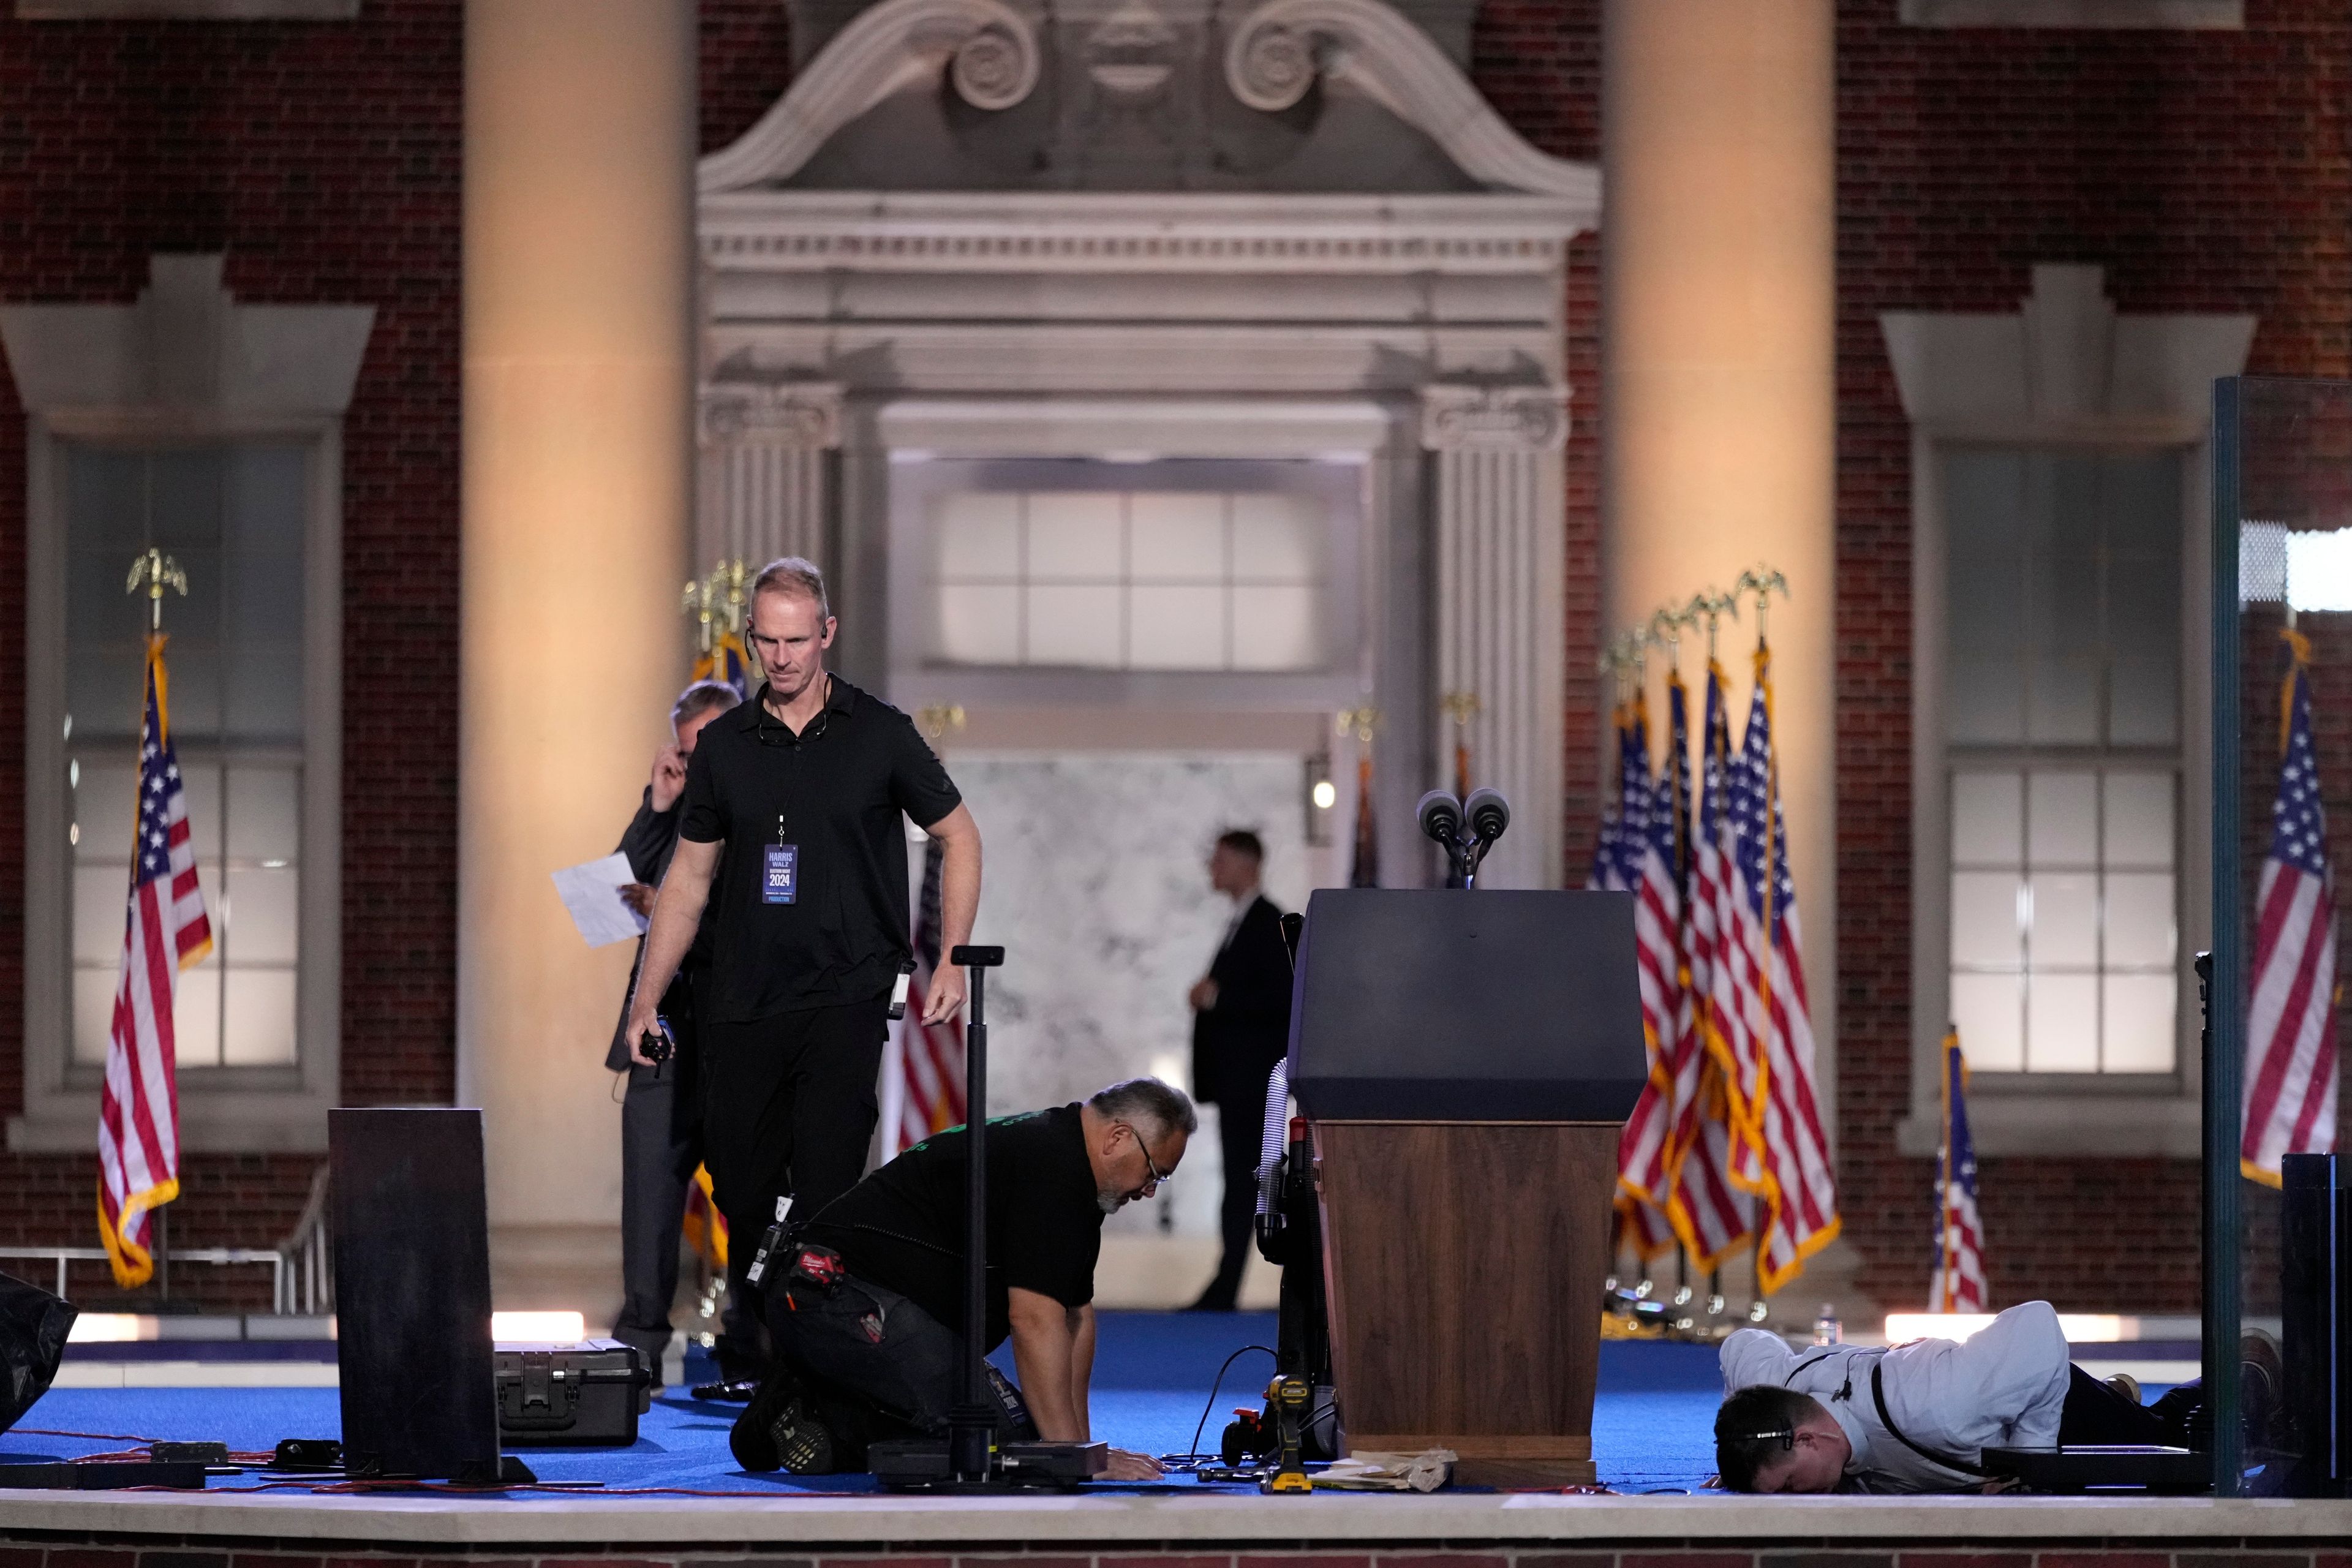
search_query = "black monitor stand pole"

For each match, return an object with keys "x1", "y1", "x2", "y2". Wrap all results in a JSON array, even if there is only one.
[
  {"x1": 869, "y1": 944, "x2": 1099, "y2": 1492},
  {"x1": 946, "y1": 942, "x2": 1005, "y2": 1483}
]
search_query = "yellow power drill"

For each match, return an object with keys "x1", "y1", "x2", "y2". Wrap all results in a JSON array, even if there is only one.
[{"x1": 1262, "y1": 1375, "x2": 1313, "y2": 1493}]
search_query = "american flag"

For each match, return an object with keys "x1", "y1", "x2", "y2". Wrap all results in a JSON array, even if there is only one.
[
  {"x1": 2242, "y1": 629, "x2": 2340, "y2": 1185},
  {"x1": 691, "y1": 631, "x2": 752, "y2": 699},
  {"x1": 1585, "y1": 705, "x2": 1626, "y2": 894},
  {"x1": 891, "y1": 833, "x2": 967, "y2": 1154},
  {"x1": 1668, "y1": 662, "x2": 1756, "y2": 1267},
  {"x1": 1600, "y1": 701, "x2": 1675, "y2": 1256},
  {"x1": 1619, "y1": 682, "x2": 1691, "y2": 1257},
  {"x1": 1929, "y1": 1028, "x2": 1986, "y2": 1311},
  {"x1": 1725, "y1": 644, "x2": 1839, "y2": 1294},
  {"x1": 97, "y1": 639, "x2": 213, "y2": 1288}
]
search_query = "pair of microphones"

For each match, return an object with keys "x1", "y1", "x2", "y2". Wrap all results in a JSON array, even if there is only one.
[{"x1": 1416, "y1": 786, "x2": 1510, "y2": 889}]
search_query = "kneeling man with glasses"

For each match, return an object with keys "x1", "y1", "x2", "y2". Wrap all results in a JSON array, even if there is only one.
[{"x1": 731, "y1": 1077, "x2": 1193, "y2": 1482}]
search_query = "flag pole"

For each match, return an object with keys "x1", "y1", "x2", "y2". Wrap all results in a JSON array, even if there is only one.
[{"x1": 1733, "y1": 565, "x2": 1789, "y2": 1311}]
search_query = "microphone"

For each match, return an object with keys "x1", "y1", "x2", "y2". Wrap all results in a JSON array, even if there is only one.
[
  {"x1": 1464, "y1": 787, "x2": 1510, "y2": 847},
  {"x1": 1416, "y1": 790, "x2": 1463, "y2": 848}
]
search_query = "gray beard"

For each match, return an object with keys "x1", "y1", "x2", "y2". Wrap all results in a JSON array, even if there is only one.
[{"x1": 1096, "y1": 1189, "x2": 1126, "y2": 1214}]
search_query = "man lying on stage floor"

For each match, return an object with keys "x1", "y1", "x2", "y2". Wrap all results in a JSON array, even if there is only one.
[
  {"x1": 1713, "y1": 1299, "x2": 2280, "y2": 1493},
  {"x1": 729, "y1": 1077, "x2": 1194, "y2": 1481}
]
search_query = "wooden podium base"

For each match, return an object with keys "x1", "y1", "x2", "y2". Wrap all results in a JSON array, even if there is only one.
[
  {"x1": 1317, "y1": 1121, "x2": 1619, "y2": 1487},
  {"x1": 1348, "y1": 1433, "x2": 1597, "y2": 1488}
]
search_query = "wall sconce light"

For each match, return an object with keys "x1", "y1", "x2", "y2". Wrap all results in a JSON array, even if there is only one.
[{"x1": 1305, "y1": 751, "x2": 1336, "y2": 845}]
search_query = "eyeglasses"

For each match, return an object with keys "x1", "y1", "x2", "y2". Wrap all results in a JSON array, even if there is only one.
[{"x1": 1117, "y1": 1121, "x2": 1171, "y2": 1192}]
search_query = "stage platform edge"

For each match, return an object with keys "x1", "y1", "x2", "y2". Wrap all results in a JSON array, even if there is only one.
[{"x1": 5, "y1": 1486, "x2": 2352, "y2": 1556}]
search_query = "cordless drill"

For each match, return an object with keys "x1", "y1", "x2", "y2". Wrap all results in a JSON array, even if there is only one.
[{"x1": 1262, "y1": 1374, "x2": 1313, "y2": 1493}]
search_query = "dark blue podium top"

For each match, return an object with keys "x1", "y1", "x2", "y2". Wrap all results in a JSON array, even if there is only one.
[{"x1": 1284, "y1": 888, "x2": 1646, "y2": 1123}]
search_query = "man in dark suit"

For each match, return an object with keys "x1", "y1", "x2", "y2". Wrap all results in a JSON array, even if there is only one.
[
  {"x1": 1185, "y1": 829, "x2": 1293, "y2": 1312},
  {"x1": 607, "y1": 679, "x2": 746, "y2": 1384}
]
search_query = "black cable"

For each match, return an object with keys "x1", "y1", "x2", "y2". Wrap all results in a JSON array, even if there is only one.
[{"x1": 1176, "y1": 1343, "x2": 1278, "y2": 1463}]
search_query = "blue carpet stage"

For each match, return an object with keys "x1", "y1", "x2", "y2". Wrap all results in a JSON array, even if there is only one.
[{"x1": 1, "y1": 1311, "x2": 1732, "y2": 1494}]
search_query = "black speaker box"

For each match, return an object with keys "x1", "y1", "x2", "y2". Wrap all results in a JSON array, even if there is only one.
[{"x1": 331, "y1": 1107, "x2": 503, "y2": 1481}]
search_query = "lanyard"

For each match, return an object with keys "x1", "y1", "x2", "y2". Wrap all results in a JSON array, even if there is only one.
[{"x1": 754, "y1": 676, "x2": 833, "y2": 841}]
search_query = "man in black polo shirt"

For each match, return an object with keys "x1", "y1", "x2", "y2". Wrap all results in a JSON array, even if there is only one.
[
  {"x1": 625, "y1": 557, "x2": 982, "y2": 1349},
  {"x1": 730, "y1": 1077, "x2": 1193, "y2": 1481}
]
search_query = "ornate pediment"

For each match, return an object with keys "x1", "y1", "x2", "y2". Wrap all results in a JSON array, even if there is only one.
[{"x1": 699, "y1": 0, "x2": 1598, "y2": 204}]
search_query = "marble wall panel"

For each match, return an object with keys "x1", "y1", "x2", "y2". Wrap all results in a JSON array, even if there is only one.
[{"x1": 945, "y1": 751, "x2": 1320, "y2": 1239}]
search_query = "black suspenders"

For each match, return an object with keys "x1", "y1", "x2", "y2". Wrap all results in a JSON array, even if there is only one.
[{"x1": 1784, "y1": 1346, "x2": 1990, "y2": 1480}]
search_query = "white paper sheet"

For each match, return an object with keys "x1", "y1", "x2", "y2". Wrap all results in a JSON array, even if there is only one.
[{"x1": 551, "y1": 852, "x2": 647, "y2": 948}]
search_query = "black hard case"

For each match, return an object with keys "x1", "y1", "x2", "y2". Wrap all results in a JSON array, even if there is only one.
[{"x1": 493, "y1": 1339, "x2": 653, "y2": 1447}]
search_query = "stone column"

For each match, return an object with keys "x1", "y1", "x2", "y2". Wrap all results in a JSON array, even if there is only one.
[
  {"x1": 460, "y1": 0, "x2": 696, "y2": 1310},
  {"x1": 1601, "y1": 0, "x2": 1844, "y2": 1293},
  {"x1": 1423, "y1": 385, "x2": 1570, "y2": 890},
  {"x1": 696, "y1": 382, "x2": 843, "y2": 573}
]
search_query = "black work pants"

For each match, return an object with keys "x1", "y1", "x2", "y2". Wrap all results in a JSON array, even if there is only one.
[
  {"x1": 1199, "y1": 1069, "x2": 1270, "y2": 1310},
  {"x1": 2058, "y1": 1363, "x2": 2185, "y2": 1446},
  {"x1": 612, "y1": 1034, "x2": 703, "y2": 1366},
  {"x1": 701, "y1": 995, "x2": 890, "y2": 1330},
  {"x1": 769, "y1": 1267, "x2": 1036, "y2": 1472}
]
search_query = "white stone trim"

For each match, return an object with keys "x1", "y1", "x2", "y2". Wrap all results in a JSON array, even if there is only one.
[
  {"x1": 1, "y1": 255, "x2": 373, "y2": 420},
  {"x1": 1882, "y1": 263, "x2": 2255, "y2": 434},
  {"x1": 1, "y1": 255, "x2": 369, "y2": 1156},
  {"x1": 699, "y1": 380, "x2": 844, "y2": 449},
  {"x1": 702, "y1": 189, "x2": 1597, "y2": 274},
  {"x1": 1223, "y1": 0, "x2": 1602, "y2": 205},
  {"x1": 701, "y1": 0, "x2": 1599, "y2": 210},
  {"x1": 1901, "y1": 0, "x2": 2241, "y2": 27},
  {"x1": 875, "y1": 396, "x2": 1401, "y2": 460},
  {"x1": 1882, "y1": 264, "x2": 2248, "y2": 1159},
  {"x1": 696, "y1": 383, "x2": 842, "y2": 582},
  {"x1": 1419, "y1": 384, "x2": 1568, "y2": 451},
  {"x1": 698, "y1": 0, "x2": 1041, "y2": 194}
]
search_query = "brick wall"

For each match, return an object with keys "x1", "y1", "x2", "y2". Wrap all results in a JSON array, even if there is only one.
[
  {"x1": 0, "y1": 0, "x2": 794, "y2": 1312},
  {"x1": 701, "y1": 0, "x2": 793, "y2": 157},
  {"x1": 0, "y1": 1, "x2": 463, "y2": 1308},
  {"x1": 1833, "y1": 0, "x2": 2352, "y2": 1310}
]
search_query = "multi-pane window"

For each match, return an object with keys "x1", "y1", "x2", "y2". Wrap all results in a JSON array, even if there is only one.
[
  {"x1": 1948, "y1": 769, "x2": 2177, "y2": 1072},
  {"x1": 64, "y1": 445, "x2": 307, "y2": 1070},
  {"x1": 1942, "y1": 448, "x2": 2182, "y2": 1074},
  {"x1": 932, "y1": 489, "x2": 1325, "y2": 671}
]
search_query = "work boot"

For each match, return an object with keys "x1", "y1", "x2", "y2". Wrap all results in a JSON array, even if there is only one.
[
  {"x1": 2241, "y1": 1329, "x2": 2284, "y2": 1454},
  {"x1": 730, "y1": 1364, "x2": 835, "y2": 1475}
]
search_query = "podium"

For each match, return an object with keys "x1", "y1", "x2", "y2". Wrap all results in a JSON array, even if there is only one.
[{"x1": 1287, "y1": 888, "x2": 1645, "y2": 1487}]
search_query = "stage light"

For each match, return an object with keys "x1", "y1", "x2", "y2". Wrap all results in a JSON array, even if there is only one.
[
  {"x1": 1303, "y1": 752, "x2": 1335, "y2": 845},
  {"x1": 492, "y1": 1310, "x2": 585, "y2": 1342},
  {"x1": 67, "y1": 1313, "x2": 148, "y2": 1342},
  {"x1": 2288, "y1": 527, "x2": 2352, "y2": 611},
  {"x1": 2242, "y1": 522, "x2": 2352, "y2": 612},
  {"x1": 1885, "y1": 1312, "x2": 2125, "y2": 1343}
]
